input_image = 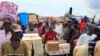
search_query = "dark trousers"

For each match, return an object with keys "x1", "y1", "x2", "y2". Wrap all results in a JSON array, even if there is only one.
[{"x1": 68, "y1": 43, "x2": 74, "y2": 56}]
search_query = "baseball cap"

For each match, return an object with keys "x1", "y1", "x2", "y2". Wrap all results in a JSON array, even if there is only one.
[{"x1": 11, "y1": 24, "x2": 22, "y2": 32}]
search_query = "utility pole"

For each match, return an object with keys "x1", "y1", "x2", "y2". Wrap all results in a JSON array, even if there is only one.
[
  {"x1": 69, "y1": 7, "x2": 72, "y2": 15},
  {"x1": 92, "y1": 15, "x2": 96, "y2": 24}
]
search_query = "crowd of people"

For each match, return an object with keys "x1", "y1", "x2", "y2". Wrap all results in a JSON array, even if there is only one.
[
  {"x1": 0, "y1": 1, "x2": 100, "y2": 56},
  {"x1": 0, "y1": 16, "x2": 100, "y2": 56}
]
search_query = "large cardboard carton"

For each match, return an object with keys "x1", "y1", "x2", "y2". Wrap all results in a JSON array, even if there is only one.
[
  {"x1": 46, "y1": 41, "x2": 59, "y2": 51},
  {"x1": 59, "y1": 43, "x2": 70, "y2": 54},
  {"x1": 28, "y1": 13, "x2": 38, "y2": 22}
]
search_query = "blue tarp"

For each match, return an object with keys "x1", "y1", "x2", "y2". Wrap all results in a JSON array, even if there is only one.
[{"x1": 18, "y1": 13, "x2": 28, "y2": 26}]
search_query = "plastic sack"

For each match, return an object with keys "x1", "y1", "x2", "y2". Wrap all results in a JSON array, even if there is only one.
[{"x1": 0, "y1": 1, "x2": 18, "y2": 22}]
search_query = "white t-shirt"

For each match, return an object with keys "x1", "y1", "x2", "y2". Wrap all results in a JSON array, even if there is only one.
[
  {"x1": 54, "y1": 24, "x2": 63, "y2": 35},
  {"x1": 77, "y1": 33, "x2": 97, "y2": 46}
]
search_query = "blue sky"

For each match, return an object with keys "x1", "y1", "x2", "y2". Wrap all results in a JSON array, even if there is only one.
[{"x1": 0, "y1": 0, "x2": 100, "y2": 17}]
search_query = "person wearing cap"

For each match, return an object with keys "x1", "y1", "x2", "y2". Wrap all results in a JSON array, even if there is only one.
[
  {"x1": 44, "y1": 27, "x2": 57, "y2": 43},
  {"x1": 88, "y1": 28, "x2": 100, "y2": 56},
  {"x1": 13, "y1": 23, "x2": 23, "y2": 39},
  {"x1": 1, "y1": 25, "x2": 28, "y2": 56}
]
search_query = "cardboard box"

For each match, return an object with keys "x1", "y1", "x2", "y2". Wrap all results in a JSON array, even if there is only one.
[
  {"x1": 46, "y1": 41, "x2": 59, "y2": 51},
  {"x1": 28, "y1": 13, "x2": 38, "y2": 22},
  {"x1": 59, "y1": 43, "x2": 70, "y2": 54}
]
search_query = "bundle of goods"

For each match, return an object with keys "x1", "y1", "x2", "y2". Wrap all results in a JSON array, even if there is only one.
[
  {"x1": 22, "y1": 33, "x2": 43, "y2": 56},
  {"x1": 73, "y1": 45, "x2": 88, "y2": 56},
  {"x1": 73, "y1": 40, "x2": 100, "y2": 56},
  {"x1": 0, "y1": 1, "x2": 18, "y2": 22},
  {"x1": 45, "y1": 40, "x2": 70, "y2": 55}
]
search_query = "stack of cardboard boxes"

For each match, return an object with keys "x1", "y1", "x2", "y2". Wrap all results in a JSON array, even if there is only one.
[
  {"x1": 32, "y1": 37, "x2": 44, "y2": 56},
  {"x1": 22, "y1": 33, "x2": 43, "y2": 56}
]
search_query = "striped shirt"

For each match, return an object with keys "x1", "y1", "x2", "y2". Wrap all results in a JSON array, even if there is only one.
[{"x1": 88, "y1": 39, "x2": 96, "y2": 56}]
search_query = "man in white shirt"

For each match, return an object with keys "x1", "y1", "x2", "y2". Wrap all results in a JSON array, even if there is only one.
[
  {"x1": 0, "y1": 20, "x2": 12, "y2": 55},
  {"x1": 77, "y1": 25, "x2": 97, "y2": 46}
]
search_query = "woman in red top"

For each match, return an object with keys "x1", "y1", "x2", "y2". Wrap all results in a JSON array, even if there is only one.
[
  {"x1": 78, "y1": 19, "x2": 85, "y2": 33},
  {"x1": 45, "y1": 27, "x2": 57, "y2": 43}
]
